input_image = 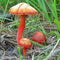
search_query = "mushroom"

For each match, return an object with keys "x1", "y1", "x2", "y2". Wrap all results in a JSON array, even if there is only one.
[
  {"x1": 9, "y1": 2, "x2": 38, "y2": 44},
  {"x1": 19, "y1": 38, "x2": 32, "y2": 56},
  {"x1": 32, "y1": 32, "x2": 46, "y2": 44}
]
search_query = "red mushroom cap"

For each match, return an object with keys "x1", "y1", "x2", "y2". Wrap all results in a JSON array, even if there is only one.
[
  {"x1": 19, "y1": 38, "x2": 32, "y2": 48},
  {"x1": 32, "y1": 32, "x2": 46, "y2": 44},
  {"x1": 9, "y1": 2, "x2": 38, "y2": 15}
]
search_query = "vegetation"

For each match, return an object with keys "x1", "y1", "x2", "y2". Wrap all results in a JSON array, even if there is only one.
[{"x1": 0, "y1": 0, "x2": 60, "y2": 60}]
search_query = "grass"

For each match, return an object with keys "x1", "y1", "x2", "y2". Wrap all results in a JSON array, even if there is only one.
[
  {"x1": 0, "y1": 0, "x2": 60, "y2": 60},
  {"x1": 17, "y1": 46, "x2": 23, "y2": 60}
]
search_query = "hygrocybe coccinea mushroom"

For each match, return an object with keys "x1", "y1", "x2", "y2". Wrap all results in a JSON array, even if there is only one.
[
  {"x1": 32, "y1": 32, "x2": 46, "y2": 44},
  {"x1": 19, "y1": 38, "x2": 32, "y2": 56},
  {"x1": 9, "y1": 2, "x2": 38, "y2": 44},
  {"x1": 9, "y1": 2, "x2": 38, "y2": 55}
]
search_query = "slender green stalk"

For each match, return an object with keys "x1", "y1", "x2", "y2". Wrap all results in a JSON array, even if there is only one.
[
  {"x1": 17, "y1": 46, "x2": 23, "y2": 60},
  {"x1": 30, "y1": 40, "x2": 46, "y2": 48},
  {"x1": 25, "y1": 0, "x2": 29, "y2": 3},
  {"x1": 4, "y1": 0, "x2": 9, "y2": 14},
  {"x1": 54, "y1": 0, "x2": 58, "y2": 19}
]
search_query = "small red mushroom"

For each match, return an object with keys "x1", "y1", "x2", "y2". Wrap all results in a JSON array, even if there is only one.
[
  {"x1": 19, "y1": 38, "x2": 32, "y2": 56},
  {"x1": 32, "y1": 32, "x2": 46, "y2": 44},
  {"x1": 9, "y1": 2, "x2": 38, "y2": 44}
]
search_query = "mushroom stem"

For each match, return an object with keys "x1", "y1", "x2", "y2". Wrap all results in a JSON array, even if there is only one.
[
  {"x1": 17, "y1": 15, "x2": 26, "y2": 43},
  {"x1": 23, "y1": 48, "x2": 27, "y2": 56}
]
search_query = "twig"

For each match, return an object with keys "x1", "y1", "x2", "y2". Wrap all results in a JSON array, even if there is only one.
[
  {"x1": 34, "y1": 45, "x2": 53, "y2": 60},
  {"x1": 50, "y1": 48, "x2": 60, "y2": 56},
  {"x1": 43, "y1": 38, "x2": 60, "y2": 60},
  {"x1": 32, "y1": 53, "x2": 35, "y2": 60},
  {"x1": 1, "y1": 56, "x2": 17, "y2": 60},
  {"x1": 5, "y1": 39, "x2": 17, "y2": 45}
]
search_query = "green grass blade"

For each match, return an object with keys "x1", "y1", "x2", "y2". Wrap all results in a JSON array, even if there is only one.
[
  {"x1": 17, "y1": 46, "x2": 23, "y2": 60},
  {"x1": 30, "y1": 40, "x2": 46, "y2": 48},
  {"x1": 29, "y1": 1, "x2": 40, "y2": 12},
  {"x1": 49, "y1": 31, "x2": 60, "y2": 40},
  {"x1": 4, "y1": 0, "x2": 9, "y2": 14}
]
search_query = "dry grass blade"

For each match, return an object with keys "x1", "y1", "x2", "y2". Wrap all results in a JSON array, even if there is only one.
[{"x1": 44, "y1": 39, "x2": 60, "y2": 60}]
